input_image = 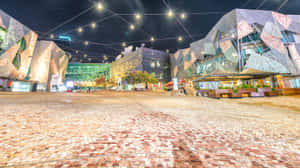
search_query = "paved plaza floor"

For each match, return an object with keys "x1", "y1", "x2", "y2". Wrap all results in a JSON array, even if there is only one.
[{"x1": 0, "y1": 91, "x2": 299, "y2": 167}]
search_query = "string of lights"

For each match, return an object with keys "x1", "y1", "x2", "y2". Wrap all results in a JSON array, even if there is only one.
[
  {"x1": 277, "y1": 0, "x2": 289, "y2": 11},
  {"x1": 41, "y1": 32, "x2": 203, "y2": 63},
  {"x1": 105, "y1": 8, "x2": 152, "y2": 36},
  {"x1": 115, "y1": 11, "x2": 226, "y2": 16},
  {"x1": 256, "y1": 0, "x2": 268, "y2": 9},
  {"x1": 42, "y1": 1, "x2": 229, "y2": 63},
  {"x1": 44, "y1": 6, "x2": 95, "y2": 37},
  {"x1": 41, "y1": 0, "x2": 289, "y2": 62},
  {"x1": 240, "y1": 0, "x2": 252, "y2": 8},
  {"x1": 162, "y1": 0, "x2": 194, "y2": 40},
  {"x1": 48, "y1": 1, "x2": 225, "y2": 40},
  {"x1": 60, "y1": 14, "x2": 118, "y2": 35}
]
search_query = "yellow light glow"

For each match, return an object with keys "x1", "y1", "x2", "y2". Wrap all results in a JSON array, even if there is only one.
[
  {"x1": 122, "y1": 42, "x2": 126, "y2": 47},
  {"x1": 130, "y1": 24, "x2": 135, "y2": 30},
  {"x1": 178, "y1": 36, "x2": 183, "y2": 42},
  {"x1": 50, "y1": 34, "x2": 54, "y2": 39},
  {"x1": 150, "y1": 37, "x2": 155, "y2": 42},
  {"x1": 78, "y1": 27, "x2": 83, "y2": 33},
  {"x1": 97, "y1": 2, "x2": 103, "y2": 10},
  {"x1": 167, "y1": 10, "x2": 174, "y2": 18},
  {"x1": 180, "y1": 13, "x2": 186, "y2": 20},
  {"x1": 91, "y1": 22, "x2": 96, "y2": 29},
  {"x1": 84, "y1": 41, "x2": 89, "y2": 46},
  {"x1": 135, "y1": 13, "x2": 141, "y2": 20}
]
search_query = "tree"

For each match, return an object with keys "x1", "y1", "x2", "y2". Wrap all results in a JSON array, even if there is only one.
[
  {"x1": 123, "y1": 71, "x2": 159, "y2": 85},
  {"x1": 95, "y1": 76, "x2": 107, "y2": 88}
]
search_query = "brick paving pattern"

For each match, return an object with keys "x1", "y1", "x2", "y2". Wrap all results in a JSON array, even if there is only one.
[{"x1": 0, "y1": 92, "x2": 299, "y2": 167}]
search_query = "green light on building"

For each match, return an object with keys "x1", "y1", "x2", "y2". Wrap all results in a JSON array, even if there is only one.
[{"x1": 65, "y1": 63, "x2": 111, "y2": 83}]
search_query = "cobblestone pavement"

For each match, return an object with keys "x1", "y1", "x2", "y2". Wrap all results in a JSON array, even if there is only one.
[{"x1": 0, "y1": 92, "x2": 299, "y2": 167}]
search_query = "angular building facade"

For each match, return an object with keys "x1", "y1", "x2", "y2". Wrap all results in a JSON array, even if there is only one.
[
  {"x1": 0, "y1": 10, "x2": 38, "y2": 81},
  {"x1": 111, "y1": 47, "x2": 171, "y2": 83},
  {"x1": 30, "y1": 41, "x2": 70, "y2": 91},
  {"x1": 0, "y1": 10, "x2": 70, "y2": 92},
  {"x1": 171, "y1": 9, "x2": 300, "y2": 89}
]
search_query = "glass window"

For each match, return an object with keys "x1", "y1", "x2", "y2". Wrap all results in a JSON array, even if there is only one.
[{"x1": 281, "y1": 31, "x2": 295, "y2": 43}]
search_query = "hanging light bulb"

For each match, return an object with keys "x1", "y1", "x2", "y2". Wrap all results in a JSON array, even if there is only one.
[
  {"x1": 150, "y1": 36, "x2": 155, "y2": 42},
  {"x1": 135, "y1": 13, "x2": 141, "y2": 20},
  {"x1": 97, "y1": 2, "x2": 103, "y2": 10},
  {"x1": 178, "y1": 36, "x2": 183, "y2": 42},
  {"x1": 78, "y1": 27, "x2": 83, "y2": 33},
  {"x1": 91, "y1": 22, "x2": 96, "y2": 29},
  {"x1": 130, "y1": 24, "x2": 135, "y2": 30},
  {"x1": 180, "y1": 12, "x2": 186, "y2": 20},
  {"x1": 167, "y1": 10, "x2": 174, "y2": 18}
]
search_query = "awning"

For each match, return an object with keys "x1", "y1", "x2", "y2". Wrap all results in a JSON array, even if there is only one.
[{"x1": 192, "y1": 72, "x2": 286, "y2": 82}]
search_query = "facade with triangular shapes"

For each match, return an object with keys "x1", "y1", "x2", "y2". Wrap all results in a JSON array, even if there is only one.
[
  {"x1": 171, "y1": 9, "x2": 300, "y2": 89},
  {"x1": 0, "y1": 10, "x2": 70, "y2": 92}
]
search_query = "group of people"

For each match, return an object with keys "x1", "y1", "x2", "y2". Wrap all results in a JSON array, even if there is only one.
[{"x1": 79, "y1": 87, "x2": 93, "y2": 93}]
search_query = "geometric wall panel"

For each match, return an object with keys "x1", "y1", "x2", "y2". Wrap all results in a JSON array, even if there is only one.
[{"x1": 171, "y1": 9, "x2": 300, "y2": 80}]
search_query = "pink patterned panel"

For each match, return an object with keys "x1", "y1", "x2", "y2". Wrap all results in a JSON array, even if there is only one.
[
  {"x1": 260, "y1": 32, "x2": 286, "y2": 54},
  {"x1": 14, "y1": 32, "x2": 38, "y2": 80},
  {"x1": 1, "y1": 44, "x2": 19, "y2": 61},
  {"x1": 173, "y1": 66, "x2": 178, "y2": 77},
  {"x1": 0, "y1": 16, "x2": 6, "y2": 29},
  {"x1": 237, "y1": 20, "x2": 254, "y2": 39},
  {"x1": 288, "y1": 44, "x2": 300, "y2": 70},
  {"x1": 182, "y1": 48, "x2": 190, "y2": 57},
  {"x1": 0, "y1": 59, "x2": 9, "y2": 66},
  {"x1": 272, "y1": 12, "x2": 291, "y2": 29},
  {"x1": 173, "y1": 51, "x2": 180, "y2": 60},
  {"x1": 190, "y1": 52, "x2": 197, "y2": 64},
  {"x1": 220, "y1": 40, "x2": 232, "y2": 53},
  {"x1": 184, "y1": 61, "x2": 190, "y2": 70},
  {"x1": 184, "y1": 52, "x2": 198, "y2": 70}
]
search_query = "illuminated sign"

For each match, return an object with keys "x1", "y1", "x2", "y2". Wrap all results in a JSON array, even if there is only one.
[{"x1": 58, "y1": 35, "x2": 72, "y2": 42}]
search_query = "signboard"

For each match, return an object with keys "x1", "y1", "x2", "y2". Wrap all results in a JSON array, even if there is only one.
[
  {"x1": 50, "y1": 74, "x2": 59, "y2": 92},
  {"x1": 118, "y1": 78, "x2": 122, "y2": 90},
  {"x1": 173, "y1": 78, "x2": 178, "y2": 90}
]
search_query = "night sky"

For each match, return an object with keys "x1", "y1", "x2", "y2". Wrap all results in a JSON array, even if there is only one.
[{"x1": 0, "y1": 0, "x2": 299, "y2": 62}]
